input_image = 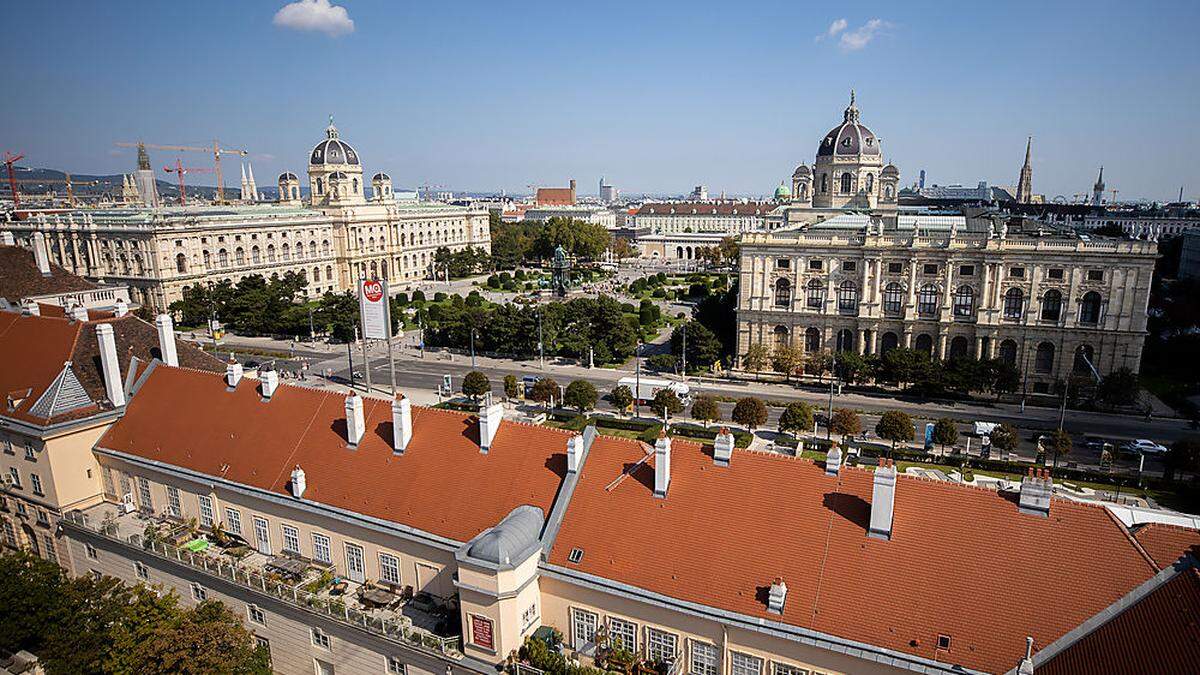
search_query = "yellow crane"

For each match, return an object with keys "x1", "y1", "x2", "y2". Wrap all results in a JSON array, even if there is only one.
[{"x1": 114, "y1": 140, "x2": 248, "y2": 202}]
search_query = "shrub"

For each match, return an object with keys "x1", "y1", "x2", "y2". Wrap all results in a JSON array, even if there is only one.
[
  {"x1": 411, "y1": 290, "x2": 426, "y2": 302},
  {"x1": 434, "y1": 292, "x2": 447, "y2": 302},
  {"x1": 778, "y1": 401, "x2": 815, "y2": 436},
  {"x1": 609, "y1": 385, "x2": 633, "y2": 413},
  {"x1": 651, "y1": 389, "x2": 684, "y2": 417},
  {"x1": 731, "y1": 397, "x2": 768, "y2": 429},
  {"x1": 486, "y1": 275, "x2": 501, "y2": 289},
  {"x1": 461, "y1": 371, "x2": 490, "y2": 400}
]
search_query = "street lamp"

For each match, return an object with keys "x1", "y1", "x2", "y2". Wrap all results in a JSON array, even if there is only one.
[{"x1": 470, "y1": 327, "x2": 477, "y2": 368}]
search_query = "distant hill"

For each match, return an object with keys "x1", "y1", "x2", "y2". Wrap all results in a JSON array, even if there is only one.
[{"x1": 9, "y1": 165, "x2": 239, "y2": 202}]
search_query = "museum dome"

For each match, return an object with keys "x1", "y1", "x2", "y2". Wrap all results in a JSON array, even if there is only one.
[
  {"x1": 816, "y1": 91, "x2": 881, "y2": 158},
  {"x1": 310, "y1": 117, "x2": 360, "y2": 166},
  {"x1": 774, "y1": 182, "x2": 792, "y2": 199}
]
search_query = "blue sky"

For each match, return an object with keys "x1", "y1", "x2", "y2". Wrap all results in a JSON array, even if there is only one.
[{"x1": 2, "y1": 0, "x2": 1198, "y2": 201}]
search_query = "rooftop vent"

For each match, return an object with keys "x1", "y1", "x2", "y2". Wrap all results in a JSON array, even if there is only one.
[
  {"x1": 259, "y1": 366, "x2": 279, "y2": 400},
  {"x1": 567, "y1": 433, "x2": 584, "y2": 473},
  {"x1": 478, "y1": 394, "x2": 502, "y2": 453},
  {"x1": 225, "y1": 358, "x2": 243, "y2": 389},
  {"x1": 654, "y1": 429, "x2": 671, "y2": 498},
  {"x1": 289, "y1": 465, "x2": 306, "y2": 499},
  {"x1": 767, "y1": 578, "x2": 787, "y2": 614},
  {"x1": 392, "y1": 394, "x2": 413, "y2": 453},
  {"x1": 155, "y1": 314, "x2": 178, "y2": 367},
  {"x1": 345, "y1": 391, "x2": 365, "y2": 448},
  {"x1": 825, "y1": 444, "x2": 843, "y2": 477},
  {"x1": 869, "y1": 458, "x2": 897, "y2": 540}
]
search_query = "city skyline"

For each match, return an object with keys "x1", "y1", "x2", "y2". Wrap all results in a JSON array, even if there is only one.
[{"x1": 2, "y1": 0, "x2": 1198, "y2": 201}]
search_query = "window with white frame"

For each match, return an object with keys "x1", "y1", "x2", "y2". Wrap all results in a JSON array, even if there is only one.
[
  {"x1": 731, "y1": 652, "x2": 763, "y2": 675},
  {"x1": 224, "y1": 507, "x2": 242, "y2": 535},
  {"x1": 1, "y1": 519, "x2": 14, "y2": 546},
  {"x1": 312, "y1": 532, "x2": 332, "y2": 564},
  {"x1": 386, "y1": 656, "x2": 405, "y2": 674},
  {"x1": 24, "y1": 444, "x2": 35, "y2": 461},
  {"x1": 689, "y1": 640, "x2": 718, "y2": 675},
  {"x1": 771, "y1": 662, "x2": 809, "y2": 675},
  {"x1": 137, "y1": 477, "x2": 153, "y2": 511},
  {"x1": 254, "y1": 635, "x2": 270, "y2": 659},
  {"x1": 247, "y1": 604, "x2": 266, "y2": 625},
  {"x1": 281, "y1": 524, "x2": 300, "y2": 554},
  {"x1": 30, "y1": 474, "x2": 43, "y2": 496},
  {"x1": 35, "y1": 508, "x2": 48, "y2": 525},
  {"x1": 571, "y1": 608, "x2": 598, "y2": 652},
  {"x1": 8, "y1": 467, "x2": 20, "y2": 489},
  {"x1": 198, "y1": 495, "x2": 214, "y2": 528},
  {"x1": 135, "y1": 561, "x2": 148, "y2": 580},
  {"x1": 608, "y1": 617, "x2": 637, "y2": 653},
  {"x1": 311, "y1": 626, "x2": 331, "y2": 650},
  {"x1": 166, "y1": 486, "x2": 181, "y2": 518},
  {"x1": 379, "y1": 553, "x2": 400, "y2": 585},
  {"x1": 190, "y1": 582, "x2": 207, "y2": 601},
  {"x1": 646, "y1": 627, "x2": 678, "y2": 664}
]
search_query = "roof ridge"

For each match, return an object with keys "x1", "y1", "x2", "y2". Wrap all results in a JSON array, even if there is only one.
[{"x1": 1102, "y1": 502, "x2": 1161, "y2": 572}]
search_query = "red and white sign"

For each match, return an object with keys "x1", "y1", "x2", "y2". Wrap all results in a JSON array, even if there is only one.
[{"x1": 358, "y1": 278, "x2": 390, "y2": 340}]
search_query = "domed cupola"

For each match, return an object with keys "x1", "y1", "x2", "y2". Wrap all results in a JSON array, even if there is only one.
[
  {"x1": 308, "y1": 115, "x2": 365, "y2": 206},
  {"x1": 817, "y1": 91, "x2": 881, "y2": 158},
  {"x1": 310, "y1": 117, "x2": 360, "y2": 166},
  {"x1": 809, "y1": 91, "x2": 894, "y2": 210}
]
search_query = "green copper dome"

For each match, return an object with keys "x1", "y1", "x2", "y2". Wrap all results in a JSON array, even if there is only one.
[{"x1": 774, "y1": 182, "x2": 792, "y2": 199}]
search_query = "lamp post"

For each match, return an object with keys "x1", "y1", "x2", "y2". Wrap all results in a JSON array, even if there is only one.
[{"x1": 470, "y1": 328, "x2": 477, "y2": 369}]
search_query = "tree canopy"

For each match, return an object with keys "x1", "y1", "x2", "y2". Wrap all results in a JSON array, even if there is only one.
[
  {"x1": 609, "y1": 385, "x2": 634, "y2": 414},
  {"x1": 564, "y1": 380, "x2": 599, "y2": 412},
  {"x1": 830, "y1": 408, "x2": 861, "y2": 437},
  {"x1": 461, "y1": 371, "x2": 491, "y2": 401},
  {"x1": 651, "y1": 388, "x2": 684, "y2": 417},
  {"x1": 778, "y1": 401, "x2": 814, "y2": 436},
  {"x1": 690, "y1": 395, "x2": 721, "y2": 426},
  {"x1": 875, "y1": 410, "x2": 914, "y2": 449},
  {"x1": 731, "y1": 397, "x2": 768, "y2": 430}
]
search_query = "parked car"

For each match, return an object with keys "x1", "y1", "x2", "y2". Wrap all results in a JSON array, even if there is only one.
[{"x1": 1122, "y1": 439, "x2": 1168, "y2": 455}]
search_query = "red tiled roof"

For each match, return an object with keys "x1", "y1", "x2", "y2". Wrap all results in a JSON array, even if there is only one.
[
  {"x1": 1038, "y1": 567, "x2": 1200, "y2": 675},
  {"x1": 636, "y1": 202, "x2": 772, "y2": 216},
  {"x1": 97, "y1": 366, "x2": 572, "y2": 544},
  {"x1": 1133, "y1": 523, "x2": 1200, "y2": 569},
  {"x1": 536, "y1": 187, "x2": 575, "y2": 206},
  {"x1": 547, "y1": 439, "x2": 1159, "y2": 674}
]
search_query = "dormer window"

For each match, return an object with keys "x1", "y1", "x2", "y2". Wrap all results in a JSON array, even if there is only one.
[{"x1": 568, "y1": 547, "x2": 584, "y2": 564}]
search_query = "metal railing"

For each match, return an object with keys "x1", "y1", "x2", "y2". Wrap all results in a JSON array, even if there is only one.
[{"x1": 63, "y1": 511, "x2": 462, "y2": 658}]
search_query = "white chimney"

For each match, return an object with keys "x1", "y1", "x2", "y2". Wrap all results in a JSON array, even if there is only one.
[
  {"x1": 290, "y1": 465, "x2": 306, "y2": 499},
  {"x1": 825, "y1": 444, "x2": 843, "y2": 477},
  {"x1": 95, "y1": 323, "x2": 125, "y2": 407},
  {"x1": 0, "y1": 231, "x2": 13, "y2": 246},
  {"x1": 260, "y1": 367, "x2": 279, "y2": 400},
  {"x1": 30, "y1": 231, "x2": 51, "y2": 276},
  {"x1": 767, "y1": 578, "x2": 788, "y2": 614},
  {"x1": 345, "y1": 392, "x2": 365, "y2": 447},
  {"x1": 713, "y1": 427, "x2": 734, "y2": 466},
  {"x1": 478, "y1": 398, "x2": 503, "y2": 453},
  {"x1": 567, "y1": 433, "x2": 584, "y2": 472},
  {"x1": 21, "y1": 300, "x2": 40, "y2": 316},
  {"x1": 869, "y1": 458, "x2": 897, "y2": 540},
  {"x1": 113, "y1": 299, "x2": 128, "y2": 317},
  {"x1": 70, "y1": 304, "x2": 88, "y2": 322},
  {"x1": 225, "y1": 358, "x2": 243, "y2": 389},
  {"x1": 1019, "y1": 468, "x2": 1053, "y2": 516},
  {"x1": 654, "y1": 430, "x2": 671, "y2": 498},
  {"x1": 1017, "y1": 637, "x2": 1035, "y2": 675},
  {"x1": 155, "y1": 314, "x2": 178, "y2": 366},
  {"x1": 392, "y1": 394, "x2": 412, "y2": 452}
]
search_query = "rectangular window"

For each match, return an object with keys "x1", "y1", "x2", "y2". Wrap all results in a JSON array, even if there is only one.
[
  {"x1": 2, "y1": 439, "x2": 12, "y2": 454},
  {"x1": 646, "y1": 628, "x2": 678, "y2": 664},
  {"x1": 36, "y1": 508, "x2": 48, "y2": 525},
  {"x1": 387, "y1": 656, "x2": 405, "y2": 675},
  {"x1": 522, "y1": 604, "x2": 539, "y2": 631},
  {"x1": 190, "y1": 582, "x2": 207, "y2": 601},
  {"x1": 345, "y1": 543, "x2": 365, "y2": 583},
  {"x1": 731, "y1": 652, "x2": 763, "y2": 675},
  {"x1": 137, "y1": 477, "x2": 153, "y2": 512},
  {"x1": 922, "y1": 263, "x2": 938, "y2": 275},
  {"x1": 281, "y1": 524, "x2": 300, "y2": 554},
  {"x1": 15, "y1": 501, "x2": 26, "y2": 516},
  {"x1": 1047, "y1": 268, "x2": 1064, "y2": 280},
  {"x1": 255, "y1": 635, "x2": 270, "y2": 660},
  {"x1": 311, "y1": 627, "x2": 331, "y2": 650},
  {"x1": 1087, "y1": 269, "x2": 1104, "y2": 281},
  {"x1": 689, "y1": 641, "x2": 719, "y2": 675},
  {"x1": 253, "y1": 516, "x2": 271, "y2": 556},
  {"x1": 166, "y1": 486, "x2": 181, "y2": 518},
  {"x1": 312, "y1": 533, "x2": 332, "y2": 564},
  {"x1": 959, "y1": 265, "x2": 975, "y2": 276},
  {"x1": 24, "y1": 444, "x2": 35, "y2": 461},
  {"x1": 887, "y1": 262, "x2": 904, "y2": 274},
  {"x1": 247, "y1": 604, "x2": 266, "y2": 625},
  {"x1": 842, "y1": 260, "x2": 857, "y2": 272},
  {"x1": 2, "y1": 519, "x2": 15, "y2": 545},
  {"x1": 42, "y1": 534, "x2": 56, "y2": 563},
  {"x1": 30, "y1": 473, "x2": 43, "y2": 496},
  {"x1": 86, "y1": 542, "x2": 97, "y2": 559},
  {"x1": 379, "y1": 553, "x2": 400, "y2": 585},
  {"x1": 808, "y1": 259, "x2": 823, "y2": 271},
  {"x1": 609, "y1": 617, "x2": 638, "y2": 653},
  {"x1": 772, "y1": 663, "x2": 809, "y2": 675},
  {"x1": 8, "y1": 468, "x2": 20, "y2": 489},
  {"x1": 135, "y1": 561, "x2": 149, "y2": 580},
  {"x1": 224, "y1": 507, "x2": 242, "y2": 535},
  {"x1": 1009, "y1": 266, "x2": 1025, "y2": 279},
  {"x1": 198, "y1": 495, "x2": 214, "y2": 528},
  {"x1": 775, "y1": 258, "x2": 790, "y2": 270},
  {"x1": 571, "y1": 608, "x2": 598, "y2": 653}
]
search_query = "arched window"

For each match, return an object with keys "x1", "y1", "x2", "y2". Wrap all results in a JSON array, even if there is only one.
[
  {"x1": 218, "y1": 249, "x2": 228, "y2": 267},
  {"x1": 999, "y1": 339, "x2": 1018, "y2": 367},
  {"x1": 267, "y1": 244, "x2": 276, "y2": 262},
  {"x1": 836, "y1": 329, "x2": 854, "y2": 353},
  {"x1": 251, "y1": 246, "x2": 261, "y2": 264},
  {"x1": 676, "y1": 246, "x2": 684, "y2": 259},
  {"x1": 917, "y1": 284, "x2": 939, "y2": 316},
  {"x1": 773, "y1": 325, "x2": 789, "y2": 348},
  {"x1": 234, "y1": 247, "x2": 246, "y2": 265},
  {"x1": 282, "y1": 243, "x2": 290, "y2": 261},
  {"x1": 322, "y1": 240, "x2": 331, "y2": 256},
  {"x1": 1079, "y1": 291, "x2": 1102, "y2": 325},
  {"x1": 311, "y1": 266, "x2": 319, "y2": 282},
  {"x1": 296, "y1": 242, "x2": 305, "y2": 259},
  {"x1": 1040, "y1": 290, "x2": 1062, "y2": 322},
  {"x1": 883, "y1": 282, "x2": 903, "y2": 314},
  {"x1": 774, "y1": 278, "x2": 791, "y2": 308},
  {"x1": 325, "y1": 265, "x2": 333, "y2": 281},
  {"x1": 838, "y1": 280, "x2": 858, "y2": 312},
  {"x1": 820, "y1": 174, "x2": 828, "y2": 193},
  {"x1": 949, "y1": 335, "x2": 970, "y2": 359},
  {"x1": 804, "y1": 327, "x2": 821, "y2": 352},
  {"x1": 1035, "y1": 342, "x2": 1055, "y2": 374},
  {"x1": 915, "y1": 334, "x2": 934, "y2": 355},
  {"x1": 1003, "y1": 287, "x2": 1024, "y2": 319},
  {"x1": 953, "y1": 285, "x2": 975, "y2": 317},
  {"x1": 865, "y1": 174, "x2": 875, "y2": 192},
  {"x1": 291, "y1": 186, "x2": 299, "y2": 200},
  {"x1": 352, "y1": 178, "x2": 359, "y2": 194},
  {"x1": 881, "y1": 332, "x2": 899, "y2": 353},
  {"x1": 1073, "y1": 345, "x2": 1096, "y2": 375},
  {"x1": 202, "y1": 250, "x2": 211, "y2": 268},
  {"x1": 175, "y1": 253, "x2": 187, "y2": 274},
  {"x1": 806, "y1": 279, "x2": 824, "y2": 309},
  {"x1": 840, "y1": 172, "x2": 853, "y2": 194}
]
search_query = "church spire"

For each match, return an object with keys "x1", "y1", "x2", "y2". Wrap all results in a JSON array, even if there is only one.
[
  {"x1": 136, "y1": 142, "x2": 151, "y2": 171},
  {"x1": 1015, "y1": 136, "x2": 1033, "y2": 204},
  {"x1": 843, "y1": 89, "x2": 860, "y2": 124}
]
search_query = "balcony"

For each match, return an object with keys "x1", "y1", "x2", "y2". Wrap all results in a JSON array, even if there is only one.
[{"x1": 63, "y1": 502, "x2": 463, "y2": 659}]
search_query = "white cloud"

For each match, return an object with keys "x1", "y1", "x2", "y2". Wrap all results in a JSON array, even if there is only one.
[
  {"x1": 839, "y1": 19, "x2": 889, "y2": 52},
  {"x1": 815, "y1": 17, "x2": 847, "y2": 42},
  {"x1": 273, "y1": 0, "x2": 354, "y2": 37}
]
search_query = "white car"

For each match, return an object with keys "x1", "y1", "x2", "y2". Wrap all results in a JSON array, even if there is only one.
[{"x1": 1124, "y1": 439, "x2": 1168, "y2": 455}]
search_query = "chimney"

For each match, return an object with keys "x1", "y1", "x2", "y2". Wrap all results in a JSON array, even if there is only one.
[
  {"x1": 478, "y1": 396, "x2": 503, "y2": 453},
  {"x1": 713, "y1": 427, "x2": 734, "y2": 466},
  {"x1": 95, "y1": 323, "x2": 125, "y2": 407},
  {"x1": 70, "y1": 304, "x2": 89, "y2": 322},
  {"x1": 1017, "y1": 637, "x2": 1035, "y2": 675},
  {"x1": 825, "y1": 444, "x2": 843, "y2": 476},
  {"x1": 290, "y1": 465, "x2": 306, "y2": 499},
  {"x1": 567, "y1": 433, "x2": 584, "y2": 472},
  {"x1": 155, "y1": 314, "x2": 178, "y2": 366},
  {"x1": 225, "y1": 358, "x2": 243, "y2": 389},
  {"x1": 1019, "y1": 468, "x2": 1053, "y2": 516},
  {"x1": 30, "y1": 231, "x2": 51, "y2": 276},
  {"x1": 392, "y1": 394, "x2": 412, "y2": 453},
  {"x1": 260, "y1": 367, "x2": 279, "y2": 400},
  {"x1": 654, "y1": 429, "x2": 671, "y2": 498},
  {"x1": 869, "y1": 458, "x2": 897, "y2": 540},
  {"x1": 767, "y1": 578, "x2": 788, "y2": 614},
  {"x1": 113, "y1": 299, "x2": 128, "y2": 317},
  {"x1": 345, "y1": 391, "x2": 365, "y2": 447},
  {"x1": 0, "y1": 231, "x2": 13, "y2": 246},
  {"x1": 21, "y1": 300, "x2": 40, "y2": 316}
]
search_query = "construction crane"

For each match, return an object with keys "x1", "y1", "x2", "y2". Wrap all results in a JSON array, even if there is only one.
[
  {"x1": 162, "y1": 159, "x2": 213, "y2": 206},
  {"x1": 11, "y1": 174, "x2": 101, "y2": 206},
  {"x1": 4, "y1": 151, "x2": 25, "y2": 207},
  {"x1": 115, "y1": 140, "x2": 248, "y2": 202}
]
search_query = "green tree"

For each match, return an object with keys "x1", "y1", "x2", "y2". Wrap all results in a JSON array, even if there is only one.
[
  {"x1": 651, "y1": 388, "x2": 684, "y2": 418},
  {"x1": 806, "y1": 350, "x2": 834, "y2": 381},
  {"x1": 830, "y1": 408, "x2": 862, "y2": 437},
  {"x1": 690, "y1": 395, "x2": 721, "y2": 427},
  {"x1": 932, "y1": 418, "x2": 959, "y2": 455},
  {"x1": 743, "y1": 343, "x2": 770, "y2": 381},
  {"x1": 564, "y1": 380, "x2": 599, "y2": 412},
  {"x1": 879, "y1": 348, "x2": 931, "y2": 386},
  {"x1": 875, "y1": 410, "x2": 914, "y2": 451},
  {"x1": 610, "y1": 385, "x2": 634, "y2": 415},
  {"x1": 533, "y1": 217, "x2": 612, "y2": 260},
  {"x1": 834, "y1": 351, "x2": 874, "y2": 384},
  {"x1": 503, "y1": 374, "x2": 519, "y2": 400},
  {"x1": 529, "y1": 377, "x2": 560, "y2": 406},
  {"x1": 646, "y1": 353, "x2": 678, "y2": 373},
  {"x1": 671, "y1": 321, "x2": 723, "y2": 373},
  {"x1": 989, "y1": 423, "x2": 1019, "y2": 457},
  {"x1": 771, "y1": 344, "x2": 805, "y2": 382},
  {"x1": 778, "y1": 401, "x2": 815, "y2": 437},
  {"x1": 1046, "y1": 429, "x2": 1073, "y2": 468},
  {"x1": 1096, "y1": 367, "x2": 1140, "y2": 407},
  {"x1": 314, "y1": 290, "x2": 359, "y2": 342},
  {"x1": 461, "y1": 371, "x2": 491, "y2": 401},
  {"x1": 731, "y1": 397, "x2": 768, "y2": 430},
  {"x1": 716, "y1": 236, "x2": 740, "y2": 267}
]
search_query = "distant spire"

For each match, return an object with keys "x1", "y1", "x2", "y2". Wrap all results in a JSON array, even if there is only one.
[
  {"x1": 843, "y1": 89, "x2": 860, "y2": 124},
  {"x1": 247, "y1": 163, "x2": 257, "y2": 202},
  {"x1": 1015, "y1": 136, "x2": 1033, "y2": 204},
  {"x1": 136, "y1": 142, "x2": 151, "y2": 171},
  {"x1": 1092, "y1": 166, "x2": 1106, "y2": 206}
]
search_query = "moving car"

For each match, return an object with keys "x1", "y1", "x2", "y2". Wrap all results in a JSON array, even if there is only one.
[{"x1": 1122, "y1": 439, "x2": 1168, "y2": 455}]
